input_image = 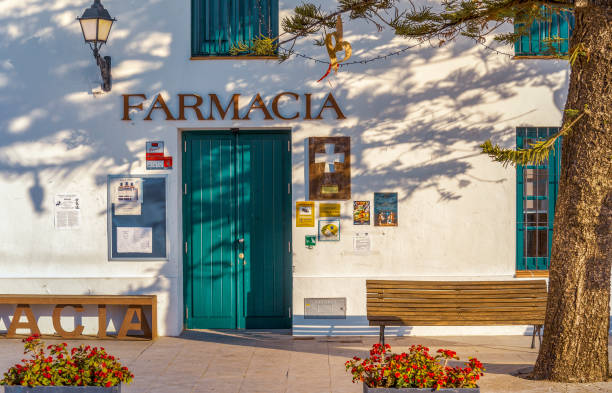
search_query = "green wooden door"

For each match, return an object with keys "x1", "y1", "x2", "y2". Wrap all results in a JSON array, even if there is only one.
[{"x1": 183, "y1": 131, "x2": 292, "y2": 329}]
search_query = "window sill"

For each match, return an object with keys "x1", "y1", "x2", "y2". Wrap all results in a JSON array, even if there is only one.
[
  {"x1": 515, "y1": 270, "x2": 549, "y2": 278},
  {"x1": 190, "y1": 56, "x2": 280, "y2": 61}
]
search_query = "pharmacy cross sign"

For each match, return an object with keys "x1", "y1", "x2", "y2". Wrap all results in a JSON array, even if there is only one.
[
  {"x1": 309, "y1": 137, "x2": 351, "y2": 200},
  {"x1": 315, "y1": 143, "x2": 345, "y2": 173}
]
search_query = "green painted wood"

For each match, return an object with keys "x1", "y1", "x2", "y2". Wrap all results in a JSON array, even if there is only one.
[
  {"x1": 237, "y1": 132, "x2": 292, "y2": 329},
  {"x1": 184, "y1": 131, "x2": 291, "y2": 329},
  {"x1": 191, "y1": 0, "x2": 279, "y2": 56},
  {"x1": 516, "y1": 127, "x2": 561, "y2": 272},
  {"x1": 184, "y1": 134, "x2": 237, "y2": 329},
  {"x1": 515, "y1": 6, "x2": 574, "y2": 56}
]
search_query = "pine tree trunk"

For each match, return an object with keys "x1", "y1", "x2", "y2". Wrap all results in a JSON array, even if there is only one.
[{"x1": 533, "y1": 0, "x2": 612, "y2": 382}]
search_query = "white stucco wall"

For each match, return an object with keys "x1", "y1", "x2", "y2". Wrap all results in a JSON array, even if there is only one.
[{"x1": 0, "y1": 0, "x2": 570, "y2": 336}]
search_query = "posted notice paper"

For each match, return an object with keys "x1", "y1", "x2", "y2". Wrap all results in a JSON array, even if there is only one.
[
  {"x1": 353, "y1": 233, "x2": 371, "y2": 252},
  {"x1": 116, "y1": 227, "x2": 153, "y2": 254},
  {"x1": 54, "y1": 194, "x2": 81, "y2": 230},
  {"x1": 110, "y1": 178, "x2": 143, "y2": 216}
]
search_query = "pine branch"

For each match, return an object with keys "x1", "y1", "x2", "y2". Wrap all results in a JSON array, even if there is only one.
[{"x1": 480, "y1": 109, "x2": 587, "y2": 167}]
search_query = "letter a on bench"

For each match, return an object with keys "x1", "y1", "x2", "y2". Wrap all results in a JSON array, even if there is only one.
[
  {"x1": 7, "y1": 304, "x2": 40, "y2": 338},
  {"x1": 118, "y1": 305, "x2": 152, "y2": 338}
]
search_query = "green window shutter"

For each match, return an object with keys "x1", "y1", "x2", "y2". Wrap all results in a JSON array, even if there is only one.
[
  {"x1": 192, "y1": 0, "x2": 279, "y2": 57},
  {"x1": 516, "y1": 127, "x2": 562, "y2": 272},
  {"x1": 514, "y1": 6, "x2": 574, "y2": 57}
]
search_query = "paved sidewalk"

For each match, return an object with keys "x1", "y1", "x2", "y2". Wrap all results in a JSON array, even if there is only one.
[{"x1": 1, "y1": 332, "x2": 612, "y2": 393}]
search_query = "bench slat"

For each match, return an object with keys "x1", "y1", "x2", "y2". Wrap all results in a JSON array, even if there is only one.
[
  {"x1": 366, "y1": 293, "x2": 546, "y2": 300},
  {"x1": 366, "y1": 289, "x2": 547, "y2": 295},
  {"x1": 0, "y1": 295, "x2": 156, "y2": 305},
  {"x1": 370, "y1": 311, "x2": 545, "y2": 319},
  {"x1": 367, "y1": 305, "x2": 546, "y2": 314},
  {"x1": 367, "y1": 298, "x2": 546, "y2": 305},
  {"x1": 367, "y1": 280, "x2": 546, "y2": 286},
  {"x1": 368, "y1": 319, "x2": 544, "y2": 326}
]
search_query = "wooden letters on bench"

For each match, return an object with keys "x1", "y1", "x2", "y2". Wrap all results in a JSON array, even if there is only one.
[{"x1": 0, "y1": 295, "x2": 157, "y2": 340}]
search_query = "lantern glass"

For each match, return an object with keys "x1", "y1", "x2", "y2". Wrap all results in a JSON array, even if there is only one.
[
  {"x1": 79, "y1": 18, "x2": 99, "y2": 42},
  {"x1": 97, "y1": 18, "x2": 114, "y2": 42}
]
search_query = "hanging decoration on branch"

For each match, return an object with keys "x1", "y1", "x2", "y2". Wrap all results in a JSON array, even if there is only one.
[{"x1": 317, "y1": 15, "x2": 352, "y2": 82}]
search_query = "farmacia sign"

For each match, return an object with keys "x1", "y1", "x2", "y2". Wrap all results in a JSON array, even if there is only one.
[{"x1": 122, "y1": 92, "x2": 345, "y2": 121}]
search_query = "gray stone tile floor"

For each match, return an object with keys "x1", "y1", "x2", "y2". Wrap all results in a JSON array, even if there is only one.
[{"x1": 1, "y1": 331, "x2": 612, "y2": 392}]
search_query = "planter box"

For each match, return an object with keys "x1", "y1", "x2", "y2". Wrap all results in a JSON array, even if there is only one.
[
  {"x1": 363, "y1": 384, "x2": 479, "y2": 393},
  {"x1": 4, "y1": 386, "x2": 120, "y2": 393}
]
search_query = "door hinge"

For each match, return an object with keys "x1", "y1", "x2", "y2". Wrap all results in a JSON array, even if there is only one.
[
  {"x1": 185, "y1": 242, "x2": 188, "y2": 254},
  {"x1": 288, "y1": 241, "x2": 291, "y2": 253},
  {"x1": 289, "y1": 307, "x2": 292, "y2": 317},
  {"x1": 288, "y1": 183, "x2": 291, "y2": 194},
  {"x1": 184, "y1": 140, "x2": 187, "y2": 152},
  {"x1": 288, "y1": 141, "x2": 291, "y2": 151},
  {"x1": 186, "y1": 306, "x2": 188, "y2": 319},
  {"x1": 184, "y1": 183, "x2": 187, "y2": 195}
]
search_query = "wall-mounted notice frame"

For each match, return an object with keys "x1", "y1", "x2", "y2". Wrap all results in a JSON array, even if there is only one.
[{"x1": 107, "y1": 174, "x2": 168, "y2": 261}]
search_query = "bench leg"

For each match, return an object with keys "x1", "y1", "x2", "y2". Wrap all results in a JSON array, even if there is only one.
[
  {"x1": 379, "y1": 325, "x2": 385, "y2": 347},
  {"x1": 537, "y1": 324, "x2": 543, "y2": 346},
  {"x1": 531, "y1": 325, "x2": 543, "y2": 349}
]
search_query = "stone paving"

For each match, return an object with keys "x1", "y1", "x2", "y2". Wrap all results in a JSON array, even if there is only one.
[{"x1": 1, "y1": 331, "x2": 612, "y2": 392}]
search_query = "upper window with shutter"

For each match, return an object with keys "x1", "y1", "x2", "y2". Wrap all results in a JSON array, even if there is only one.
[
  {"x1": 191, "y1": 0, "x2": 278, "y2": 58},
  {"x1": 514, "y1": 6, "x2": 574, "y2": 57}
]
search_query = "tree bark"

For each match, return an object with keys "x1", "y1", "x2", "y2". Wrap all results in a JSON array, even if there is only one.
[{"x1": 533, "y1": 0, "x2": 612, "y2": 382}]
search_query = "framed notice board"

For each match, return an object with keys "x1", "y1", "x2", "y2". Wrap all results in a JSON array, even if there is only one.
[{"x1": 107, "y1": 174, "x2": 168, "y2": 261}]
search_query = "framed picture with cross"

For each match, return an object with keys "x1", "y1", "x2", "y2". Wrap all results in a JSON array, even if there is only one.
[{"x1": 308, "y1": 136, "x2": 351, "y2": 200}]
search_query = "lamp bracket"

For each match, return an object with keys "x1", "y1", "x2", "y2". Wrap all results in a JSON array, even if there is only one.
[{"x1": 93, "y1": 48, "x2": 112, "y2": 92}]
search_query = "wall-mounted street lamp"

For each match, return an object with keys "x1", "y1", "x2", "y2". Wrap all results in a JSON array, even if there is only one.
[{"x1": 77, "y1": 0, "x2": 116, "y2": 92}]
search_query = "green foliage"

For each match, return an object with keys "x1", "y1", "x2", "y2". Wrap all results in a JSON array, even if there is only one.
[
  {"x1": 233, "y1": 0, "x2": 577, "y2": 61},
  {"x1": 282, "y1": 3, "x2": 336, "y2": 36},
  {"x1": 229, "y1": 35, "x2": 278, "y2": 56},
  {"x1": 277, "y1": 0, "x2": 575, "y2": 53},
  {"x1": 481, "y1": 106, "x2": 588, "y2": 167},
  {"x1": 0, "y1": 335, "x2": 134, "y2": 387},
  {"x1": 480, "y1": 139, "x2": 557, "y2": 167}
]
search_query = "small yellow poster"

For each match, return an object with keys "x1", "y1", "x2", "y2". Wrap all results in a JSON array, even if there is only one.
[
  {"x1": 296, "y1": 201, "x2": 315, "y2": 227},
  {"x1": 319, "y1": 203, "x2": 341, "y2": 217}
]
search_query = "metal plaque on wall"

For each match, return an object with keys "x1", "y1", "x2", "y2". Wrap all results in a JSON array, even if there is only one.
[{"x1": 304, "y1": 298, "x2": 346, "y2": 319}]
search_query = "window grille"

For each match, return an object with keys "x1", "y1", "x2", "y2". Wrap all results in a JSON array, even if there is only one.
[{"x1": 516, "y1": 127, "x2": 562, "y2": 271}]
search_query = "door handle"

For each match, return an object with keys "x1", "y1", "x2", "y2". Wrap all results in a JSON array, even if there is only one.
[{"x1": 238, "y1": 238, "x2": 244, "y2": 244}]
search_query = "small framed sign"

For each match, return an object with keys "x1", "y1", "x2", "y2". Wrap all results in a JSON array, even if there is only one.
[
  {"x1": 353, "y1": 201, "x2": 370, "y2": 225},
  {"x1": 305, "y1": 235, "x2": 316, "y2": 248},
  {"x1": 374, "y1": 192, "x2": 398, "y2": 226},
  {"x1": 296, "y1": 201, "x2": 315, "y2": 227},
  {"x1": 318, "y1": 219, "x2": 340, "y2": 241},
  {"x1": 319, "y1": 203, "x2": 341, "y2": 217}
]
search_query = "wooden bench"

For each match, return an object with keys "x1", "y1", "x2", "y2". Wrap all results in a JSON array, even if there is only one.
[
  {"x1": 366, "y1": 280, "x2": 546, "y2": 348},
  {"x1": 0, "y1": 295, "x2": 157, "y2": 340}
]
